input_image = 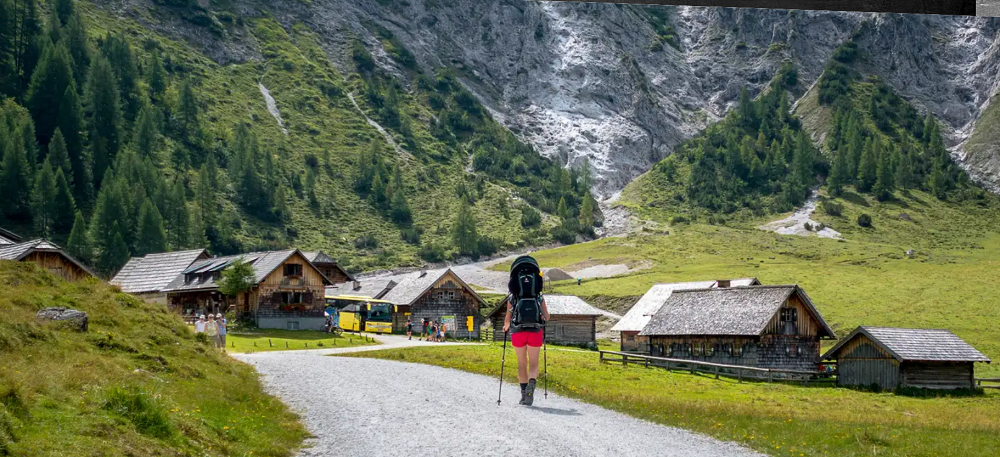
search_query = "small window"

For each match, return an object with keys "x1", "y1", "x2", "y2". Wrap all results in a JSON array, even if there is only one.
[
  {"x1": 286, "y1": 321, "x2": 299, "y2": 330},
  {"x1": 780, "y1": 308, "x2": 798, "y2": 322},
  {"x1": 282, "y1": 292, "x2": 304, "y2": 304},
  {"x1": 786, "y1": 344, "x2": 798, "y2": 358},
  {"x1": 626, "y1": 334, "x2": 635, "y2": 342},
  {"x1": 284, "y1": 264, "x2": 303, "y2": 277}
]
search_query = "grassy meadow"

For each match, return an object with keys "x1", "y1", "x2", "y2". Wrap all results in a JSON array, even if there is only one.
[
  {"x1": 225, "y1": 328, "x2": 378, "y2": 353},
  {"x1": 348, "y1": 344, "x2": 1000, "y2": 457},
  {"x1": 0, "y1": 262, "x2": 307, "y2": 456}
]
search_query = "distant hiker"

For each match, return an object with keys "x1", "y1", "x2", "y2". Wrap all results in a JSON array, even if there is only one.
[
  {"x1": 205, "y1": 314, "x2": 218, "y2": 346},
  {"x1": 216, "y1": 313, "x2": 227, "y2": 350},
  {"x1": 421, "y1": 318, "x2": 429, "y2": 341},
  {"x1": 430, "y1": 321, "x2": 438, "y2": 342},
  {"x1": 195, "y1": 315, "x2": 207, "y2": 333},
  {"x1": 504, "y1": 255, "x2": 549, "y2": 406},
  {"x1": 407, "y1": 318, "x2": 413, "y2": 340},
  {"x1": 577, "y1": 278, "x2": 582, "y2": 286},
  {"x1": 440, "y1": 323, "x2": 447, "y2": 342}
]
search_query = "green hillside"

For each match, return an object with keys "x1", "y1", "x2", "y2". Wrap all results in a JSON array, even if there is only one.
[
  {"x1": 0, "y1": 0, "x2": 596, "y2": 276},
  {"x1": 0, "y1": 260, "x2": 306, "y2": 456}
]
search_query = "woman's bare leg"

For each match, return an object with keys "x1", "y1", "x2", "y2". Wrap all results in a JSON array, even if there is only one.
[
  {"x1": 514, "y1": 344, "x2": 529, "y2": 383},
  {"x1": 527, "y1": 345, "x2": 541, "y2": 380}
]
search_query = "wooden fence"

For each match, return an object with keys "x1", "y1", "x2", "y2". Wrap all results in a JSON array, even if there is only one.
[
  {"x1": 976, "y1": 378, "x2": 1000, "y2": 389},
  {"x1": 599, "y1": 350, "x2": 832, "y2": 385}
]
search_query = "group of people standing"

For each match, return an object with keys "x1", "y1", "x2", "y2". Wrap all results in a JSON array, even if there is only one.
[
  {"x1": 406, "y1": 318, "x2": 448, "y2": 342},
  {"x1": 194, "y1": 314, "x2": 228, "y2": 350}
]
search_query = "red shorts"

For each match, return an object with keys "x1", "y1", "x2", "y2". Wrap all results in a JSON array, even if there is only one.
[{"x1": 511, "y1": 330, "x2": 543, "y2": 348}]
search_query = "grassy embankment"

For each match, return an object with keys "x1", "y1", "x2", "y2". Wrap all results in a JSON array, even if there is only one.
[
  {"x1": 349, "y1": 344, "x2": 1000, "y2": 457},
  {"x1": 225, "y1": 328, "x2": 378, "y2": 353},
  {"x1": 0, "y1": 262, "x2": 306, "y2": 456}
]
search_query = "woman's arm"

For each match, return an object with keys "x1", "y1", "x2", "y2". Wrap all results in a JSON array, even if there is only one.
[
  {"x1": 503, "y1": 299, "x2": 513, "y2": 332},
  {"x1": 541, "y1": 297, "x2": 550, "y2": 322}
]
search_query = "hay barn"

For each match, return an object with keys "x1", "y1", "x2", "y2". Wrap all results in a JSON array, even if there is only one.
[
  {"x1": 822, "y1": 326, "x2": 990, "y2": 390},
  {"x1": 611, "y1": 278, "x2": 759, "y2": 352},
  {"x1": 639, "y1": 285, "x2": 836, "y2": 372}
]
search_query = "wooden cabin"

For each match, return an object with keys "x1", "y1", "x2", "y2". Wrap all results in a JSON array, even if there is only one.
[
  {"x1": 487, "y1": 294, "x2": 606, "y2": 346},
  {"x1": 611, "y1": 278, "x2": 760, "y2": 352},
  {"x1": 380, "y1": 269, "x2": 486, "y2": 338},
  {"x1": 112, "y1": 249, "x2": 210, "y2": 305},
  {"x1": 822, "y1": 326, "x2": 990, "y2": 391},
  {"x1": 638, "y1": 285, "x2": 836, "y2": 372},
  {"x1": 0, "y1": 239, "x2": 95, "y2": 282}
]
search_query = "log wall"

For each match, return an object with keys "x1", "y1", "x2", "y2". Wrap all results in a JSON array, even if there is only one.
[
  {"x1": 834, "y1": 335, "x2": 900, "y2": 390},
  {"x1": 22, "y1": 252, "x2": 91, "y2": 282},
  {"x1": 409, "y1": 273, "x2": 483, "y2": 339}
]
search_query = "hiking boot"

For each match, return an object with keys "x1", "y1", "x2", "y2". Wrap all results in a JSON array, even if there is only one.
[
  {"x1": 524, "y1": 379, "x2": 536, "y2": 406},
  {"x1": 518, "y1": 388, "x2": 527, "y2": 405}
]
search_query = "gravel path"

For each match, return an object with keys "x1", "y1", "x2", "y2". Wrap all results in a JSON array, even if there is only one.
[{"x1": 234, "y1": 337, "x2": 763, "y2": 457}]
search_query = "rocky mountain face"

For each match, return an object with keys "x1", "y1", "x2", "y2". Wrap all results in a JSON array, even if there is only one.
[{"x1": 137, "y1": 0, "x2": 1000, "y2": 196}]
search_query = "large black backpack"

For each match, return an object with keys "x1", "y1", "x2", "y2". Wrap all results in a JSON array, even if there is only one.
[{"x1": 508, "y1": 255, "x2": 543, "y2": 330}]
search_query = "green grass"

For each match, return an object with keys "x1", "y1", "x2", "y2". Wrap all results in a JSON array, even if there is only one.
[
  {"x1": 225, "y1": 328, "x2": 378, "y2": 353},
  {"x1": 0, "y1": 261, "x2": 306, "y2": 456},
  {"x1": 348, "y1": 345, "x2": 1000, "y2": 457}
]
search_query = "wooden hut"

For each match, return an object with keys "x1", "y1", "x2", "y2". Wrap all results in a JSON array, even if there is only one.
[
  {"x1": 822, "y1": 326, "x2": 991, "y2": 390},
  {"x1": 380, "y1": 269, "x2": 486, "y2": 338},
  {"x1": 611, "y1": 278, "x2": 760, "y2": 352},
  {"x1": 303, "y1": 251, "x2": 353, "y2": 285},
  {"x1": 112, "y1": 249, "x2": 210, "y2": 304},
  {"x1": 0, "y1": 239, "x2": 95, "y2": 282},
  {"x1": 638, "y1": 285, "x2": 836, "y2": 372},
  {"x1": 487, "y1": 294, "x2": 607, "y2": 346}
]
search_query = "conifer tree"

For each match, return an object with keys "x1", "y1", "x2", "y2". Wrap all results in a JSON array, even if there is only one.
[
  {"x1": 46, "y1": 5, "x2": 61, "y2": 44},
  {"x1": 148, "y1": 50, "x2": 166, "y2": 100},
  {"x1": 272, "y1": 186, "x2": 289, "y2": 223},
  {"x1": 389, "y1": 165, "x2": 411, "y2": 223},
  {"x1": 66, "y1": 210, "x2": 91, "y2": 264},
  {"x1": 31, "y1": 158, "x2": 57, "y2": 235},
  {"x1": 0, "y1": 128, "x2": 32, "y2": 220},
  {"x1": 11, "y1": 0, "x2": 41, "y2": 95},
  {"x1": 929, "y1": 162, "x2": 947, "y2": 200},
  {"x1": 47, "y1": 127, "x2": 71, "y2": 178},
  {"x1": 579, "y1": 191, "x2": 595, "y2": 231},
  {"x1": 189, "y1": 203, "x2": 209, "y2": 248},
  {"x1": 452, "y1": 199, "x2": 479, "y2": 257},
  {"x1": 56, "y1": 84, "x2": 91, "y2": 199},
  {"x1": 85, "y1": 55, "x2": 122, "y2": 186},
  {"x1": 0, "y1": 1, "x2": 14, "y2": 93},
  {"x1": 63, "y1": 7, "x2": 88, "y2": 84},
  {"x1": 873, "y1": 145, "x2": 894, "y2": 201},
  {"x1": 166, "y1": 179, "x2": 189, "y2": 249},
  {"x1": 27, "y1": 41, "x2": 75, "y2": 144},
  {"x1": 52, "y1": 167, "x2": 75, "y2": 232},
  {"x1": 18, "y1": 109, "x2": 37, "y2": 170},
  {"x1": 100, "y1": 33, "x2": 140, "y2": 123},
  {"x1": 136, "y1": 198, "x2": 167, "y2": 256},
  {"x1": 370, "y1": 169, "x2": 386, "y2": 209},
  {"x1": 131, "y1": 106, "x2": 158, "y2": 159},
  {"x1": 827, "y1": 148, "x2": 848, "y2": 197},
  {"x1": 556, "y1": 196, "x2": 570, "y2": 221},
  {"x1": 99, "y1": 222, "x2": 130, "y2": 276},
  {"x1": 195, "y1": 163, "x2": 216, "y2": 231},
  {"x1": 55, "y1": 0, "x2": 74, "y2": 25},
  {"x1": 306, "y1": 166, "x2": 319, "y2": 210},
  {"x1": 178, "y1": 78, "x2": 200, "y2": 141},
  {"x1": 895, "y1": 150, "x2": 913, "y2": 191},
  {"x1": 857, "y1": 138, "x2": 878, "y2": 192}
]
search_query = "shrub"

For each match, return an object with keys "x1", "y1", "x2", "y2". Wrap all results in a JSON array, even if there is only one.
[
  {"x1": 102, "y1": 386, "x2": 173, "y2": 439},
  {"x1": 476, "y1": 236, "x2": 500, "y2": 258},
  {"x1": 400, "y1": 227, "x2": 422, "y2": 245},
  {"x1": 821, "y1": 200, "x2": 843, "y2": 216},
  {"x1": 857, "y1": 213, "x2": 872, "y2": 227},
  {"x1": 417, "y1": 242, "x2": 447, "y2": 263},
  {"x1": 520, "y1": 206, "x2": 542, "y2": 229},
  {"x1": 551, "y1": 227, "x2": 576, "y2": 245},
  {"x1": 670, "y1": 215, "x2": 689, "y2": 225},
  {"x1": 354, "y1": 234, "x2": 379, "y2": 250},
  {"x1": 304, "y1": 154, "x2": 319, "y2": 169}
]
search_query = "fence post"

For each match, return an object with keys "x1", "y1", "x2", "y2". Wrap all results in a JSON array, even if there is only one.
[
  {"x1": 738, "y1": 369, "x2": 742, "y2": 383},
  {"x1": 768, "y1": 371, "x2": 773, "y2": 383},
  {"x1": 715, "y1": 366, "x2": 720, "y2": 379}
]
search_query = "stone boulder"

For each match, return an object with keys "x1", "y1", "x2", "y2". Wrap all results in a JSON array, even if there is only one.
[{"x1": 36, "y1": 307, "x2": 89, "y2": 332}]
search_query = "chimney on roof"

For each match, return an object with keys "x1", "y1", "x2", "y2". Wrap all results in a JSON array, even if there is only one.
[
  {"x1": 419, "y1": 270, "x2": 427, "y2": 278},
  {"x1": 716, "y1": 279, "x2": 731, "y2": 288},
  {"x1": 353, "y1": 280, "x2": 360, "y2": 290}
]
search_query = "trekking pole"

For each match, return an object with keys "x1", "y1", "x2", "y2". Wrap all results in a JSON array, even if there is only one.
[
  {"x1": 497, "y1": 330, "x2": 508, "y2": 406},
  {"x1": 543, "y1": 324, "x2": 548, "y2": 399}
]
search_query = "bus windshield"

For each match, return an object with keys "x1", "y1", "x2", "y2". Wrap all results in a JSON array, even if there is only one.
[{"x1": 367, "y1": 304, "x2": 392, "y2": 322}]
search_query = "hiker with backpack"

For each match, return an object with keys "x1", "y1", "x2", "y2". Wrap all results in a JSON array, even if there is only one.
[{"x1": 502, "y1": 255, "x2": 550, "y2": 406}]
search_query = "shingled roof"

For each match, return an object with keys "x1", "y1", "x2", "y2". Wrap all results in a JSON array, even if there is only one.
[
  {"x1": 163, "y1": 249, "x2": 332, "y2": 293},
  {"x1": 610, "y1": 278, "x2": 760, "y2": 333},
  {"x1": 822, "y1": 326, "x2": 991, "y2": 363},
  {"x1": 0, "y1": 239, "x2": 95, "y2": 277},
  {"x1": 487, "y1": 294, "x2": 615, "y2": 319},
  {"x1": 0, "y1": 227, "x2": 22, "y2": 245},
  {"x1": 380, "y1": 269, "x2": 485, "y2": 307},
  {"x1": 111, "y1": 249, "x2": 208, "y2": 293},
  {"x1": 331, "y1": 278, "x2": 397, "y2": 299},
  {"x1": 638, "y1": 285, "x2": 835, "y2": 338}
]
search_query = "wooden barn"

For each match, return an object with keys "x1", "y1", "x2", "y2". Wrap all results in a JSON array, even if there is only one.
[
  {"x1": 380, "y1": 269, "x2": 486, "y2": 338},
  {"x1": 112, "y1": 249, "x2": 210, "y2": 304},
  {"x1": 487, "y1": 294, "x2": 607, "y2": 346},
  {"x1": 304, "y1": 251, "x2": 353, "y2": 284},
  {"x1": 638, "y1": 285, "x2": 836, "y2": 372},
  {"x1": 822, "y1": 326, "x2": 991, "y2": 390},
  {"x1": 0, "y1": 239, "x2": 95, "y2": 282},
  {"x1": 611, "y1": 278, "x2": 760, "y2": 352}
]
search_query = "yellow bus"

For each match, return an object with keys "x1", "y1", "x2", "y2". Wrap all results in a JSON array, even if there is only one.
[{"x1": 325, "y1": 295, "x2": 396, "y2": 334}]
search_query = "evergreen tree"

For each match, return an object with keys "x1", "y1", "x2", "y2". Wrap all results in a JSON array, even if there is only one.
[
  {"x1": 452, "y1": 199, "x2": 478, "y2": 257},
  {"x1": 895, "y1": 150, "x2": 913, "y2": 191},
  {"x1": 31, "y1": 158, "x2": 57, "y2": 235},
  {"x1": 66, "y1": 210, "x2": 91, "y2": 264},
  {"x1": 306, "y1": 166, "x2": 319, "y2": 210},
  {"x1": 579, "y1": 191, "x2": 595, "y2": 231},
  {"x1": 369, "y1": 169, "x2": 386, "y2": 209},
  {"x1": 85, "y1": 54, "x2": 122, "y2": 186},
  {"x1": 18, "y1": 108, "x2": 36, "y2": 170},
  {"x1": 136, "y1": 198, "x2": 167, "y2": 256},
  {"x1": 873, "y1": 145, "x2": 894, "y2": 201},
  {"x1": 27, "y1": 41, "x2": 75, "y2": 144},
  {"x1": 857, "y1": 138, "x2": 878, "y2": 192},
  {"x1": 189, "y1": 203, "x2": 209, "y2": 248},
  {"x1": 556, "y1": 196, "x2": 570, "y2": 221},
  {"x1": 166, "y1": 179, "x2": 189, "y2": 249},
  {"x1": 148, "y1": 50, "x2": 166, "y2": 101},
  {"x1": 91, "y1": 170, "x2": 129, "y2": 267},
  {"x1": 929, "y1": 162, "x2": 947, "y2": 200},
  {"x1": 131, "y1": 106, "x2": 158, "y2": 159},
  {"x1": 56, "y1": 84, "x2": 91, "y2": 202},
  {"x1": 388, "y1": 165, "x2": 411, "y2": 223},
  {"x1": 846, "y1": 119, "x2": 864, "y2": 180},
  {"x1": 98, "y1": 222, "x2": 130, "y2": 277},
  {"x1": 55, "y1": 0, "x2": 74, "y2": 25},
  {"x1": 178, "y1": 78, "x2": 200, "y2": 141},
  {"x1": 828, "y1": 148, "x2": 848, "y2": 197},
  {"x1": 11, "y1": 0, "x2": 41, "y2": 95},
  {"x1": 52, "y1": 167, "x2": 75, "y2": 232},
  {"x1": 0, "y1": 1, "x2": 14, "y2": 93},
  {"x1": 0, "y1": 128, "x2": 32, "y2": 220},
  {"x1": 195, "y1": 163, "x2": 216, "y2": 231},
  {"x1": 46, "y1": 4, "x2": 60, "y2": 44},
  {"x1": 47, "y1": 127, "x2": 71, "y2": 177},
  {"x1": 100, "y1": 33, "x2": 140, "y2": 123},
  {"x1": 272, "y1": 186, "x2": 289, "y2": 223},
  {"x1": 62, "y1": 7, "x2": 88, "y2": 84},
  {"x1": 737, "y1": 86, "x2": 758, "y2": 130}
]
